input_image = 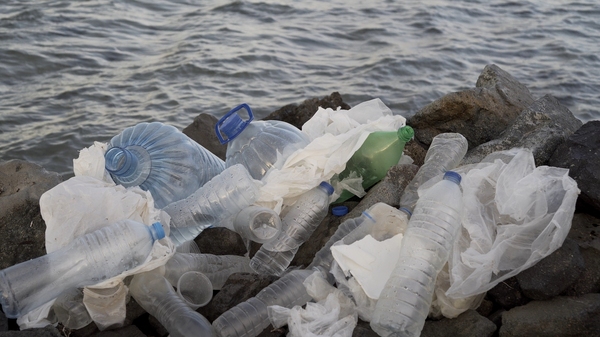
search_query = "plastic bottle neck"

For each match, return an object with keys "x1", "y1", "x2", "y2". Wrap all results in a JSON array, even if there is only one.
[
  {"x1": 220, "y1": 113, "x2": 248, "y2": 142},
  {"x1": 104, "y1": 146, "x2": 151, "y2": 187},
  {"x1": 397, "y1": 125, "x2": 414, "y2": 142},
  {"x1": 443, "y1": 171, "x2": 462, "y2": 185}
]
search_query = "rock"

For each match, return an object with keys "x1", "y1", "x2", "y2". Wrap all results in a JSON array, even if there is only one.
[
  {"x1": 516, "y1": 238, "x2": 585, "y2": 300},
  {"x1": 194, "y1": 227, "x2": 248, "y2": 257},
  {"x1": 197, "y1": 273, "x2": 277, "y2": 323},
  {"x1": 182, "y1": 113, "x2": 227, "y2": 161},
  {"x1": 548, "y1": 121, "x2": 600, "y2": 215},
  {"x1": 475, "y1": 298, "x2": 495, "y2": 318},
  {"x1": 486, "y1": 277, "x2": 529, "y2": 310},
  {"x1": 568, "y1": 213, "x2": 600, "y2": 251},
  {"x1": 0, "y1": 160, "x2": 62, "y2": 269},
  {"x1": 566, "y1": 213, "x2": 600, "y2": 295},
  {"x1": 421, "y1": 310, "x2": 497, "y2": 337},
  {"x1": 352, "y1": 320, "x2": 379, "y2": 337},
  {"x1": 0, "y1": 326, "x2": 61, "y2": 336},
  {"x1": 408, "y1": 64, "x2": 535, "y2": 148},
  {"x1": 463, "y1": 94, "x2": 582, "y2": 166},
  {"x1": 87, "y1": 325, "x2": 146, "y2": 337},
  {"x1": 263, "y1": 92, "x2": 351, "y2": 130},
  {"x1": 499, "y1": 293, "x2": 600, "y2": 337}
]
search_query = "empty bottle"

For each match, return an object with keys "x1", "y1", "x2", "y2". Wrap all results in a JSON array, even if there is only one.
[
  {"x1": 105, "y1": 122, "x2": 226, "y2": 208},
  {"x1": 224, "y1": 205, "x2": 282, "y2": 244},
  {"x1": 335, "y1": 125, "x2": 414, "y2": 203},
  {"x1": 164, "y1": 253, "x2": 255, "y2": 290},
  {"x1": 163, "y1": 164, "x2": 262, "y2": 247},
  {"x1": 0, "y1": 220, "x2": 164, "y2": 318},
  {"x1": 215, "y1": 103, "x2": 310, "y2": 180},
  {"x1": 212, "y1": 269, "x2": 314, "y2": 337},
  {"x1": 129, "y1": 270, "x2": 215, "y2": 337},
  {"x1": 399, "y1": 133, "x2": 467, "y2": 213},
  {"x1": 250, "y1": 182, "x2": 333, "y2": 276},
  {"x1": 371, "y1": 171, "x2": 463, "y2": 337}
]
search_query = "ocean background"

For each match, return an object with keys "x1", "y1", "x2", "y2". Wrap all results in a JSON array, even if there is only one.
[{"x1": 1, "y1": 0, "x2": 599, "y2": 177}]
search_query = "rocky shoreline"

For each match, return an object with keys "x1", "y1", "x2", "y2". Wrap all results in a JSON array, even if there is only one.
[{"x1": 1, "y1": 64, "x2": 599, "y2": 337}]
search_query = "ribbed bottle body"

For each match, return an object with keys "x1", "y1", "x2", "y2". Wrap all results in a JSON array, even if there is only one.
[
  {"x1": 164, "y1": 253, "x2": 254, "y2": 290},
  {"x1": 225, "y1": 120, "x2": 310, "y2": 180},
  {"x1": 106, "y1": 122, "x2": 226, "y2": 208},
  {"x1": 0, "y1": 220, "x2": 158, "y2": 318},
  {"x1": 130, "y1": 271, "x2": 214, "y2": 337},
  {"x1": 212, "y1": 269, "x2": 314, "y2": 337},
  {"x1": 371, "y1": 174, "x2": 463, "y2": 337},
  {"x1": 164, "y1": 164, "x2": 261, "y2": 247},
  {"x1": 399, "y1": 133, "x2": 467, "y2": 212}
]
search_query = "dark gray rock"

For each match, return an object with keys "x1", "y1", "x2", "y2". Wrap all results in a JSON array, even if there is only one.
[
  {"x1": 421, "y1": 310, "x2": 497, "y2": 337},
  {"x1": 0, "y1": 312, "x2": 6, "y2": 332},
  {"x1": 463, "y1": 95, "x2": 582, "y2": 166},
  {"x1": 486, "y1": 277, "x2": 529, "y2": 310},
  {"x1": 568, "y1": 213, "x2": 600, "y2": 251},
  {"x1": 516, "y1": 238, "x2": 585, "y2": 300},
  {"x1": 263, "y1": 92, "x2": 351, "y2": 130},
  {"x1": 408, "y1": 64, "x2": 535, "y2": 148},
  {"x1": 548, "y1": 121, "x2": 600, "y2": 215},
  {"x1": 499, "y1": 293, "x2": 600, "y2": 337},
  {"x1": 352, "y1": 320, "x2": 379, "y2": 337},
  {"x1": 0, "y1": 160, "x2": 62, "y2": 269},
  {"x1": 0, "y1": 326, "x2": 61, "y2": 337},
  {"x1": 182, "y1": 113, "x2": 227, "y2": 161},
  {"x1": 565, "y1": 213, "x2": 600, "y2": 295},
  {"x1": 195, "y1": 227, "x2": 248, "y2": 257},
  {"x1": 88, "y1": 325, "x2": 146, "y2": 337}
]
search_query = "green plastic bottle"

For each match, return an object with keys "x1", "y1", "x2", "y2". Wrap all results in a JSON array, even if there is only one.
[{"x1": 334, "y1": 125, "x2": 414, "y2": 203}]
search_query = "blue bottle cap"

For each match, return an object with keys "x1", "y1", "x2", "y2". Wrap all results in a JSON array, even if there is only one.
[
  {"x1": 215, "y1": 103, "x2": 254, "y2": 144},
  {"x1": 443, "y1": 171, "x2": 462, "y2": 185},
  {"x1": 150, "y1": 222, "x2": 166, "y2": 241},
  {"x1": 319, "y1": 181, "x2": 334, "y2": 195},
  {"x1": 332, "y1": 206, "x2": 349, "y2": 216}
]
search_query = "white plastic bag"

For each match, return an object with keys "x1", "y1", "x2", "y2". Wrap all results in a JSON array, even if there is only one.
[
  {"x1": 257, "y1": 98, "x2": 406, "y2": 212},
  {"x1": 428, "y1": 148, "x2": 579, "y2": 317}
]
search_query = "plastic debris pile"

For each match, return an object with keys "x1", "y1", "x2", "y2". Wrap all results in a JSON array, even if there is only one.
[{"x1": 0, "y1": 99, "x2": 579, "y2": 337}]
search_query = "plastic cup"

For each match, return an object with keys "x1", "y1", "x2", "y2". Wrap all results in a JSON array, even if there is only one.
[{"x1": 176, "y1": 271, "x2": 213, "y2": 309}]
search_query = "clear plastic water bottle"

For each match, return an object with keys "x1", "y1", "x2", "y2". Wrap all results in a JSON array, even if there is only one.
[
  {"x1": 105, "y1": 122, "x2": 226, "y2": 208},
  {"x1": 0, "y1": 220, "x2": 165, "y2": 318},
  {"x1": 212, "y1": 269, "x2": 314, "y2": 337},
  {"x1": 129, "y1": 270, "x2": 215, "y2": 337},
  {"x1": 164, "y1": 253, "x2": 255, "y2": 290},
  {"x1": 335, "y1": 125, "x2": 414, "y2": 203},
  {"x1": 250, "y1": 182, "x2": 333, "y2": 276},
  {"x1": 215, "y1": 103, "x2": 310, "y2": 180},
  {"x1": 371, "y1": 171, "x2": 463, "y2": 337},
  {"x1": 163, "y1": 164, "x2": 262, "y2": 247},
  {"x1": 399, "y1": 133, "x2": 468, "y2": 213},
  {"x1": 225, "y1": 205, "x2": 282, "y2": 244}
]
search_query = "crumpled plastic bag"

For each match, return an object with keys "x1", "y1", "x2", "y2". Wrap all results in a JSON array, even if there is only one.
[
  {"x1": 27, "y1": 142, "x2": 175, "y2": 330},
  {"x1": 428, "y1": 148, "x2": 579, "y2": 317},
  {"x1": 257, "y1": 98, "x2": 406, "y2": 213},
  {"x1": 268, "y1": 271, "x2": 357, "y2": 337}
]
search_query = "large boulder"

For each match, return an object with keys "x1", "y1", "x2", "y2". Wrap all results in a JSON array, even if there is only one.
[
  {"x1": 421, "y1": 310, "x2": 496, "y2": 337},
  {"x1": 408, "y1": 64, "x2": 535, "y2": 148},
  {"x1": 548, "y1": 121, "x2": 600, "y2": 215},
  {"x1": 565, "y1": 213, "x2": 600, "y2": 295},
  {"x1": 499, "y1": 293, "x2": 600, "y2": 337},
  {"x1": 263, "y1": 92, "x2": 351, "y2": 129},
  {"x1": 463, "y1": 95, "x2": 582, "y2": 166},
  {"x1": 0, "y1": 160, "x2": 62, "y2": 269}
]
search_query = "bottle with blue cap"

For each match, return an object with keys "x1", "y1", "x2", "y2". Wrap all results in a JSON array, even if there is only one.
[
  {"x1": 215, "y1": 103, "x2": 310, "y2": 180},
  {"x1": 0, "y1": 219, "x2": 165, "y2": 318},
  {"x1": 371, "y1": 171, "x2": 464, "y2": 337},
  {"x1": 105, "y1": 122, "x2": 226, "y2": 209},
  {"x1": 250, "y1": 181, "x2": 334, "y2": 276}
]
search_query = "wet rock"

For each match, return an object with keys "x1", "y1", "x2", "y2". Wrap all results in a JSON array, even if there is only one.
[
  {"x1": 463, "y1": 94, "x2": 582, "y2": 166},
  {"x1": 264, "y1": 92, "x2": 351, "y2": 130},
  {"x1": 0, "y1": 326, "x2": 61, "y2": 336},
  {"x1": 516, "y1": 238, "x2": 585, "y2": 300},
  {"x1": 182, "y1": 113, "x2": 227, "y2": 161},
  {"x1": 409, "y1": 64, "x2": 535, "y2": 148},
  {"x1": 565, "y1": 213, "x2": 600, "y2": 295},
  {"x1": 195, "y1": 227, "x2": 248, "y2": 256},
  {"x1": 486, "y1": 277, "x2": 529, "y2": 310},
  {"x1": 548, "y1": 121, "x2": 600, "y2": 215},
  {"x1": 0, "y1": 160, "x2": 62, "y2": 269},
  {"x1": 568, "y1": 213, "x2": 600, "y2": 251},
  {"x1": 421, "y1": 310, "x2": 497, "y2": 337},
  {"x1": 499, "y1": 293, "x2": 600, "y2": 337}
]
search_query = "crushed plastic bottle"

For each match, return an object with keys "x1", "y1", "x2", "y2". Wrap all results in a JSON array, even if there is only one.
[
  {"x1": 0, "y1": 220, "x2": 165, "y2": 318},
  {"x1": 129, "y1": 270, "x2": 215, "y2": 337},
  {"x1": 105, "y1": 122, "x2": 226, "y2": 208},
  {"x1": 250, "y1": 182, "x2": 333, "y2": 276},
  {"x1": 215, "y1": 103, "x2": 310, "y2": 180},
  {"x1": 163, "y1": 164, "x2": 262, "y2": 247},
  {"x1": 335, "y1": 125, "x2": 414, "y2": 203},
  {"x1": 399, "y1": 133, "x2": 467, "y2": 213},
  {"x1": 371, "y1": 171, "x2": 463, "y2": 337},
  {"x1": 51, "y1": 288, "x2": 92, "y2": 330}
]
